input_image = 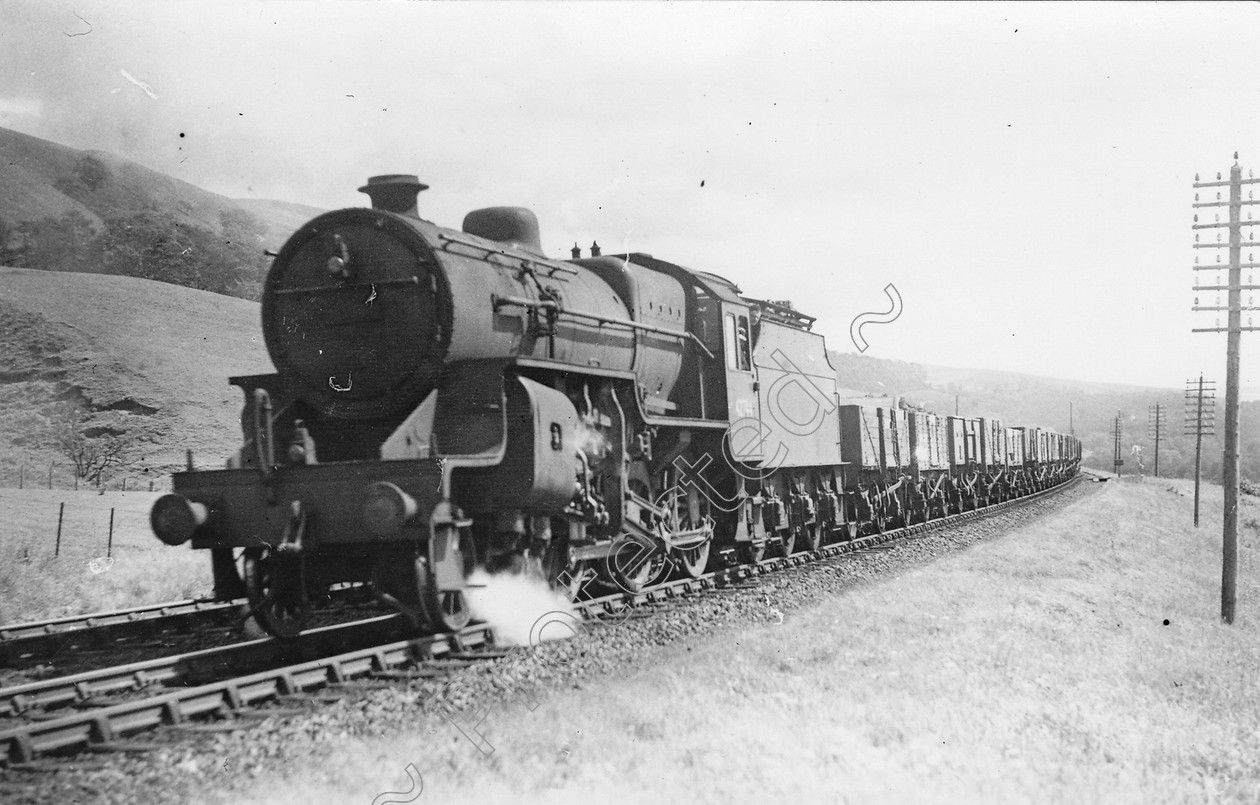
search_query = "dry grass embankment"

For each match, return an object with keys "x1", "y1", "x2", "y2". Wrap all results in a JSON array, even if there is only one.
[
  {"x1": 0, "y1": 487, "x2": 209, "y2": 625},
  {"x1": 0, "y1": 266, "x2": 271, "y2": 482},
  {"x1": 233, "y1": 478, "x2": 1260, "y2": 805}
]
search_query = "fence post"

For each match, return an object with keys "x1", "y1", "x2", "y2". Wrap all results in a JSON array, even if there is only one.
[
  {"x1": 107, "y1": 508, "x2": 114, "y2": 558},
  {"x1": 55, "y1": 502, "x2": 64, "y2": 557},
  {"x1": 149, "y1": 480, "x2": 153, "y2": 491},
  {"x1": 47, "y1": 463, "x2": 53, "y2": 490},
  {"x1": 18, "y1": 465, "x2": 23, "y2": 489},
  {"x1": 122, "y1": 478, "x2": 127, "y2": 492}
]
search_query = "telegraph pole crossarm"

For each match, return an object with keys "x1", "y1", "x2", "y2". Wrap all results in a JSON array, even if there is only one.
[
  {"x1": 1192, "y1": 153, "x2": 1250, "y2": 624},
  {"x1": 1184, "y1": 376, "x2": 1216, "y2": 530}
]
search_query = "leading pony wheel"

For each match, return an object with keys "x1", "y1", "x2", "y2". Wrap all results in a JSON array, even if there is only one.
[
  {"x1": 417, "y1": 522, "x2": 473, "y2": 632},
  {"x1": 416, "y1": 555, "x2": 472, "y2": 632},
  {"x1": 243, "y1": 546, "x2": 307, "y2": 639}
]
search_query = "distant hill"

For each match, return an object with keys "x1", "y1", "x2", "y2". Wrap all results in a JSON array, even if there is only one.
[
  {"x1": 231, "y1": 198, "x2": 325, "y2": 247},
  {"x1": 0, "y1": 126, "x2": 323, "y2": 299},
  {"x1": 0, "y1": 267, "x2": 271, "y2": 487}
]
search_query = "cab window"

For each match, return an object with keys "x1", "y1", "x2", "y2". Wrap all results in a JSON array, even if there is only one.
[
  {"x1": 724, "y1": 313, "x2": 751, "y2": 371},
  {"x1": 724, "y1": 314, "x2": 738, "y2": 369}
]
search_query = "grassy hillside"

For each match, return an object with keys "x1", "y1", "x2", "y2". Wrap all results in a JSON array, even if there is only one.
[
  {"x1": 0, "y1": 126, "x2": 322, "y2": 300},
  {"x1": 231, "y1": 198, "x2": 325, "y2": 245},
  {"x1": 0, "y1": 267, "x2": 271, "y2": 488}
]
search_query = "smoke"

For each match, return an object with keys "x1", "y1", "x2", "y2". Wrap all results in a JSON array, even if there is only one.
[
  {"x1": 570, "y1": 420, "x2": 608, "y2": 462},
  {"x1": 464, "y1": 568, "x2": 582, "y2": 647}
]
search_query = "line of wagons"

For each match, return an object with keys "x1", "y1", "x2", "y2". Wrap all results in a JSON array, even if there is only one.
[{"x1": 817, "y1": 400, "x2": 1080, "y2": 537}]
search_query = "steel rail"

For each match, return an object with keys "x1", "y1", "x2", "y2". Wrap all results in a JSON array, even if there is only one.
[
  {"x1": 0, "y1": 614, "x2": 412, "y2": 720},
  {"x1": 0, "y1": 624, "x2": 495, "y2": 764},
  {"x1": 0, "y1": 584, "x2": 366, "y2": 667}
]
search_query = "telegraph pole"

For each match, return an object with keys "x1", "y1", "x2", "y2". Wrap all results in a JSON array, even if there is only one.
[
  {"x1": 1192, "y1": 153, "x2": 1260, "y2": 624},
  {"x1": 1148, "y1": 403, "x2": 1166, "y2": 478},
  {"x1": 1112, "y1": 412, "x2": 1124, "y2": 477},
  {"x1": 1184, "y1": 375, "x2": 1216, "y2": 529}
]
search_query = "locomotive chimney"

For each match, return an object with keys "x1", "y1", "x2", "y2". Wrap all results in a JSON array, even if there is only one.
[{"x1": 358, "y1": 174, "x2": 428, "y2": 217}]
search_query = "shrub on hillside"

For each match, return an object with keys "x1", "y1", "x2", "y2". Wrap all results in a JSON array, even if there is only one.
[
  {"x1": 11, "y1": 210, "x2": 101, "y2": 273},
  {"x1": 52, "y1": 154, "x2": 111, "y2": 196},
  {"x1": 7, "y1": 206, "x2": 267, "y2": 298}
]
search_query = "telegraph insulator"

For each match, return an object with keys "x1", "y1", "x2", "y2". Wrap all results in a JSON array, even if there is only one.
[
  {"x1": 1219, "y1": 172, "x2": 1224, "y2": 180},
  {"x1": 1196, "y1": 173, "x2": 1201, "y2": 182},
  {"x1": 1194, "y1": 214, "x2": 1199, "y2": 222}
]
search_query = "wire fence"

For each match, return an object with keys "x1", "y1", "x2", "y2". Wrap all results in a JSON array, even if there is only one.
[
  {"x1": 0, "y1": 487, "x2": 166, "y2": 561},
  {"x1": 0, "y1": 463, "x2": 174, "y2": 495}
]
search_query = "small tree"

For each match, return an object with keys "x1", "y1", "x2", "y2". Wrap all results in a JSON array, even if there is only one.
[{"x1": 51, "y1": 406, "x2": 131, "y2": 486}]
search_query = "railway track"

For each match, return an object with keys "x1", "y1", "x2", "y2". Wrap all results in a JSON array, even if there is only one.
[
  {"x1": 0, "y1": 584, "x2": 369, "y2": 668},
  {"x1": 0, "y1": 614, "x2": 416, "y2": 721},
  {"x1": 0, "y1": 476, "x2": 1080, "y2": 766},
  {"x1": 576, "y1": 476, "x2": 1084, "y2": 617}
]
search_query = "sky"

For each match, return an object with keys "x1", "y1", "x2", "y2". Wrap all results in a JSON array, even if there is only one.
[{"x1": 3, "y1": 1, "x2": 1260, "y2": 393}]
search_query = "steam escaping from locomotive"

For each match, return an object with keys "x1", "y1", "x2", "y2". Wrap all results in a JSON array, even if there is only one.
[
  {"x1": 570, "y1": 419, "x2": 609, "y2": 462},
  {"x1": 464, "y1": 569, "x2": 580, "y2": 646}
]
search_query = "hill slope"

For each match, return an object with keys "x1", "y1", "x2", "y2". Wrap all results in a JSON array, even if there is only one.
[
  {"x1": 0, "y1": 267, "x2": 271, "y2": 485},
  {"x1": 231, "y1": 198, "x2": 326, "y2": 246},
  {"x1": 0, "y1": 126, "x2": 327, "y2": 298}
]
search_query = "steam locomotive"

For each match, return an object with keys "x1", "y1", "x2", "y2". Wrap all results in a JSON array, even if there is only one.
[{"x1": 150, "y1": 175, "x2": 1080, "y2": 637}]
